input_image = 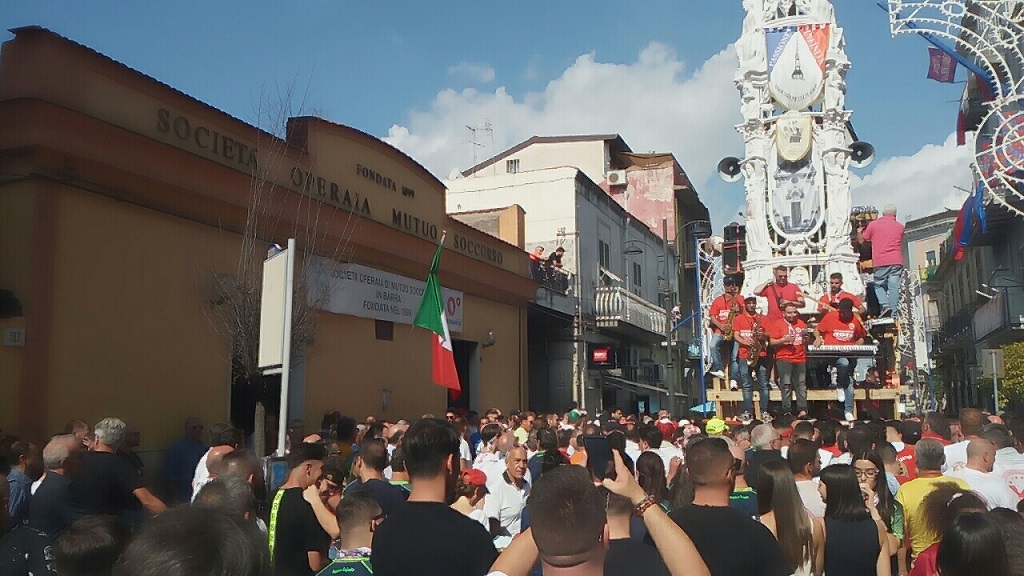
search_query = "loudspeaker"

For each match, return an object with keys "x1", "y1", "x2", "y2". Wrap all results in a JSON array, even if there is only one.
[
  {"x1": 850, "y1": 141, "x2": 875, "y2": 168},
  {"x1": 717, "y1": 157, "x2": 742, "y2": 183}
]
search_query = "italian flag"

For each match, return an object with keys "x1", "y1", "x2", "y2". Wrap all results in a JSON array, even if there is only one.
[{"x1": 413, "y1": 238, "x2": 461, "y2": 398}]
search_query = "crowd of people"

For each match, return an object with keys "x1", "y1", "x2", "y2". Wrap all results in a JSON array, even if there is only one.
[{"x1": 2, "y1": 404, "x2": 1024, "y2": 576}]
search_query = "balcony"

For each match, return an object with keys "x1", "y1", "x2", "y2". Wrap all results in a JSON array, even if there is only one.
[{"x1": 594, "y1": 285, "x2": 668, "y2": 339}]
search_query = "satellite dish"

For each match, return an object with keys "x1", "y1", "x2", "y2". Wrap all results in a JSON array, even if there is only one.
[
  {"x1": 850, "y1": 141, "x2": 875, "y2": 168},
  {"x1": 717, "y1": 157, "x2": 742, "y2": 183}
]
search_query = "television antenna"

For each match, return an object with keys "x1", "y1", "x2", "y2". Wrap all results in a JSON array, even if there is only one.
[{"x1": 465, "y1": 121, "x2": 494, "y2": 173}]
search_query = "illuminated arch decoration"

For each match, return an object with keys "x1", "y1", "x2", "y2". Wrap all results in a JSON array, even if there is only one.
[{"x1": 886, "y1": 0, "x2": 1024, "y2": 217}]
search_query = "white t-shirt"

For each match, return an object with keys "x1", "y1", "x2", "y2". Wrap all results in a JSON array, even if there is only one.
[
  {"x1": 994, "y1": 447, "x2": 1024, "y2": 499},
  {"x1": 467, "y1": 507, "x2": 489, "y2": 529},
  {"x1": 943, "y1": 440, "x2": 970, "y2": 473},
  {"x1": 625, "y1": 440, "x2": 642, "y2": 464},
  {"x1": 192, "y1": 449, "x2": 212, "y2": 492},
  {"x1": 945, "y1": 467, "x2": 1020, "y2": 510},
  {"x1": 796, "y1": 479, "x2": 826, "y2": 518},
  {"x1": 483, "y1": 474, "x2": 530, "y2": 537},
  {"x1": 459, "y1": 438, "x2": 473, "y2": 464},
  {"x1": 650, "y1": 442, "x2": 683, "y2": 476}
]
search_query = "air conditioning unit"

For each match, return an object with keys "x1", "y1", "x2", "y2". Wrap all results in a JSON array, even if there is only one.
[{"x1": 606, "y1": 170, "x2": 628, "y2": 186}]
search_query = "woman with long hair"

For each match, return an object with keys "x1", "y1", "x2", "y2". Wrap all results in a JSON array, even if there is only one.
[
  {"x1": 818, "y1": 464, "x2": 889, "y2": 576},
  {"x1": 987, "y1": 508, "x2": 1024, "y2": 576},
  {"x1": 450, "y1": 469, "x2": 489, "y2": 528},
  {"x1": 854, "y1": 451, "x2": 905, "y2": 575},
  {"x1": 757, "y1": 460, "x2": 823, "y2": 576},
  {"x1": 936, "y1": 512, "x2": 1008, "y2": 576},
  {"x1": 908, "y1": 484, "x2": 987, "y2": 576},
  {"x1": 636, "y1": 452, "x2": 669, "y2": 510}
]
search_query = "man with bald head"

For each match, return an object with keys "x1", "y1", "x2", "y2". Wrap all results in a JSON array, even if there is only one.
[
  {"x1": 944, "y1": 408, "x2": 986, "y2": 473},
  {"x1": 28, "y1": 435, "x2": 83, "y2": 536},
  {"x1": 484, "y1": 444, "x2": 530, "y2": 537},
  {"x1": 858, "y1": 203, "x2": 905, "y2": 318},
  {"x1": 945, "y1": 439, "x2": 1019, "y2": 509},
  {"x1": 190, "y1": 444, "x2": 235, "y2": 502}
]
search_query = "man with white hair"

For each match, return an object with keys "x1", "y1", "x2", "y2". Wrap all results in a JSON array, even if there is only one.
[
  {"x1": 28, "y1": 435, "x2": 83, "y2": 536},
  {"x1": 858, "y1": 204, "x2": 905, "y2": 318},
  {"x1": 72, "y1": 417, "x2": 166, "y2": 522}
]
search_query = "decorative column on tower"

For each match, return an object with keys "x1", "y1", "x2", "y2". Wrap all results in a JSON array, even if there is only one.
[{"x1": 720, "y1": 0, "x2": 874, "y2": 308}]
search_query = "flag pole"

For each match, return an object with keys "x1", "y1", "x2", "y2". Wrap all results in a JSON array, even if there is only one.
[{"x1": 276, "y1": 238, "x2": 296, "y2": 457}]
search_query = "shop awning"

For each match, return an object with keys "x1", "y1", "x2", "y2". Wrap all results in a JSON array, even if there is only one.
[{"x1": 603, "y1": 375, "x2": 668, "y2": 395}]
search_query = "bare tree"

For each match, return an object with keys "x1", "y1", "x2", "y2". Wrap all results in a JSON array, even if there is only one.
[{"x1": 201, "y1": 78, "x2": 359, "y2": 449}]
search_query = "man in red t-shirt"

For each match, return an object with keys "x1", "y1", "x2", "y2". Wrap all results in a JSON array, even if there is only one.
[
  {"x1": 707, "y1": 277, "x2": 742, "y2": 379},
  {"x1": 817, "y1": 273, "x2": 865, "y2": 316},
  {"x1": 812, "y1": 299, "x2": 867, "y2": 421},
  {"x1": 731, "y1": 297, "x2": 770, "y2": 420},
  {"x1": 768, "y1": 303, "x2": 808, "y2": 417},
  {"x1": 755, "y1": 265, "x2": 805, "y2": 324}
]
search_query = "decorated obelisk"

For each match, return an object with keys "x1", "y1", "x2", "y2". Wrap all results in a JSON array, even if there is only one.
[{"x1": 722, "y1": 0, "x2": 873, "y2": 306}]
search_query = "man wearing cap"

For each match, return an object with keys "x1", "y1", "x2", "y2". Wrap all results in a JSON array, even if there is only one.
[
  {"x1": 706, "y1": 417, "x2": 729, "y2": 437},
  {"x1": 707, "y1": 277, "x2": 743, "y2": 380},
  {"x1": 813, "y1": 297, "x2": 867, "y2": 421},
  {"x1": 731, "y1": 296, "x2": 771, "y2": 422}
]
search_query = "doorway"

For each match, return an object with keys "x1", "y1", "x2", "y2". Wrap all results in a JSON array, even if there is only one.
[{"x1": 449, "y1": 339, "x2": 480, "y2": 413}]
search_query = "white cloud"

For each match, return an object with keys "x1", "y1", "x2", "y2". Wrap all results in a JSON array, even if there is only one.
[
  {"x1": 387, "y1": 43, "x2": 743, "y2": 206},
  {"x1": 389, "y1": 43, "x2": 974, "y2": 229},
  {"x1": 447, "y1": 62, "x2": 496, "y2": 84},
  {"x1": 850, "y1": 133, "x2": 974, "y2": 218}
]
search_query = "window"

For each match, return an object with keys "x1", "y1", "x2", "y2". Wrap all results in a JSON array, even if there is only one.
[
  {"x1": 633, "y1": 262, "x2": 642, "y2": 291},
  {"x1": 926, "y1": 250, "x2": 936, "y2": 268},
  {"x1": 375, "y1": 320, "x2": 394, "y2": 341},
  {"x1": 506, "y1": 159, "x2": 520, "y2": 174},
  {"x1": 599, "y1": 240, "x2": 610, "y2": 270}
]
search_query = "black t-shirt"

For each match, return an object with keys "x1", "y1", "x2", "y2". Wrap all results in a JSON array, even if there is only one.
[
  {"x1": 605, "y1": 538, "x2": 670, "y2": 576},
  {"x1": 345, "y1": 478, "x2": 409, "y2": 516},
  {"x1": 659, "y1": 505, "x2": 790, "y2": 576},
  {"x1": 72, "y1": 451, "x2": 143, "y2": 517},
  {"x1": 271, "y1": 488, "x2": 330, "y2": 576},
  {"x1": 371, "y1": 501, "x2": 497, "y2": 576},
  {"x1": 0, "y1": 525, "x2": 55, "y2": 576},
  {"x1": 744, "y1": 449, "x2": 783, "y2": 491},
  {"x1": 28, "y1": 473, "x2": 82, "y2": 537}
]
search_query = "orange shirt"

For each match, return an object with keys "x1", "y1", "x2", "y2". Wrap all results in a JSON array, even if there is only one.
[
  {"x1": 769, "y1": 318, "x2": 808, "y2": 363},
  {"x1": 731, "y1": 313, "x2": 767, "y2": 360},
  {"x1": 816, "y1": 312, "x2": 867, "y2": 345},
  {"x1": 708, "y1": 294, "x2": 741, "y2": 333}
]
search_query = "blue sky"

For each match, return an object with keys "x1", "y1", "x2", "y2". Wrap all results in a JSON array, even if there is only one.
[{"x1": 2, "y1": 1, "x2": 975, "y2": 228}]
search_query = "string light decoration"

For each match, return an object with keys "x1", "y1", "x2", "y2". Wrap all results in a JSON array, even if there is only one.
[{"x1": 886, "y1": 0, "x2": 1024, "y2": 217}]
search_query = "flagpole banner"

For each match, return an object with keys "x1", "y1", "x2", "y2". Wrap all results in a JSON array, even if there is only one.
[
  {"x1": 766, "y1": 24, "x2": 830, "y2": 110},
  {"x1": 768, "y1": 143, "x2": 824, "y2": 237},
  {"x1": 413, "y1": 240, "x2": 462, "y2": 397},
  {"x1": 307, "y1": 257, "x2": 464, "y2": 332},
  {"x1": 927, "y1": 47, "x2": 957, "y2": 83}
]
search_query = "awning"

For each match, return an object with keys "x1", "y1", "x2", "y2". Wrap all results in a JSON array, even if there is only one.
[
  {"x1": 690, "y1": 401, "x2": 717, "y2": 414},
  {"x1": 603, "y1": 375, "x2": 668, "y2": 395}
]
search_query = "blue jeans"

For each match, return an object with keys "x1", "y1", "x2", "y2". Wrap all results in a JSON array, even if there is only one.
[
  {"x1": 709, "y1": 332, "x2": 724, "y2": 372},
  {"x1": 836, "y1": 357, "x2": 856, "y2": 414},
  {"x1": 730, "y1": 342, "x2": 740, "y2": 382},
  {"x1": 873, "y1": 265, "x2": 904, "y2": 313},
  {"x1": 777, "y1": 360, "x2": 807, "y2": 414},
  {"x1": 738, "y1": 358, "x2": 770, "y2": 415}
]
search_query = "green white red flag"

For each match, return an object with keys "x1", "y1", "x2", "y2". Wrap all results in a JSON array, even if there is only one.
[{"x1": 413, "y1": 238, "x2": 461, "y2": 398}]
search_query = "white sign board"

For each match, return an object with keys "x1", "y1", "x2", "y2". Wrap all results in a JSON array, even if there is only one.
[
  {"x1": 982, "y1": 349, "x2": 1006, "y2": 379},
  {"x1": 258, "y1": 251, "x2": 289, "y2": 368},
  {"x1": 308, "y1": 257, "x2": 464, "y2": 332}
]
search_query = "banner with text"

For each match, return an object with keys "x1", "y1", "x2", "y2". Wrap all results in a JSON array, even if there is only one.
[{"x1": 308, "y1": 257, "x2": 464, "y2": 332}]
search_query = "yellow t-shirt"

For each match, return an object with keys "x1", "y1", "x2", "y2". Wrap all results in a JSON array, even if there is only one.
[
  {"x1": 513, "y1": 427, "x2": 529, "y2": 445},
  {"x1": 896, "y1": 475, "x2": 971, "y2": 557}
]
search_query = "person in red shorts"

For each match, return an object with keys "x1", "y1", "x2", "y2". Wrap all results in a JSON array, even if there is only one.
[
  {"x1": 812, "y1": 298, "x2": 867, "y2": 421},
  {"x1": 768, "y1": 303, "x2": 808, "y2": 417}
]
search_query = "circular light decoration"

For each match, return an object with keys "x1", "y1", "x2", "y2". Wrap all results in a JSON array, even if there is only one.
[
  {"x1": 977, "y1": 98, "x2": 1024, "y2": 217},
  {"x1": 939, "y1": 0, "x2": 965, "y2": 18}
]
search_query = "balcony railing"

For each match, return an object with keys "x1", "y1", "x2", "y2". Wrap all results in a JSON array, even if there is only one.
[
  {"x1": 594, "y1": 285, "x2": 667, "y2": 337},
  {"x1": 530, "y1": 260, "x2": 571, "y2": 294}
]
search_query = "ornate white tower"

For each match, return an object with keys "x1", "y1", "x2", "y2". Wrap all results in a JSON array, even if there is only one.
[{"x1": 722, "y1": 0, "x2": 874, "y2": 307}]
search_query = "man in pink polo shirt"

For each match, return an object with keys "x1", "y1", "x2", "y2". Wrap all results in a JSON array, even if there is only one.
[{"x1": 858, "y1": 204, "x2": 905, "y2": 318}]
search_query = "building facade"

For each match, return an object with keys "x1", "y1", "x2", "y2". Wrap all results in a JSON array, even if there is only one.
[
  {"x1": 450, "y1": 134, "x2": 708, "y2": 415},
  {"x1": 0, "y1": 27, "x2": 535, "y2": 450}
]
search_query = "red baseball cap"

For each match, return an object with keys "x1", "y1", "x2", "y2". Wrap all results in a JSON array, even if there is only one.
[{"x1": 461, "y1": 469, "x2": 488, "y2": 487}]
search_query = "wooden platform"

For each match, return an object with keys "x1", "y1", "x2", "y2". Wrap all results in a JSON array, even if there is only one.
[{"x1": 709, "y1": 376, "x2": 906, "y2": 420}]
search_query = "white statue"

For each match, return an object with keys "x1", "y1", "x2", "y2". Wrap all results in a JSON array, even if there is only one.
[
  {"x1": 823, "y1": 146, "x2": 852, "y2": 241},
  {"x1": 823, "y1": 62, "x2": 847, "y2": 110},
  {"x1": 742, "y1": 156, "x2": 772, "y2": 260}
]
